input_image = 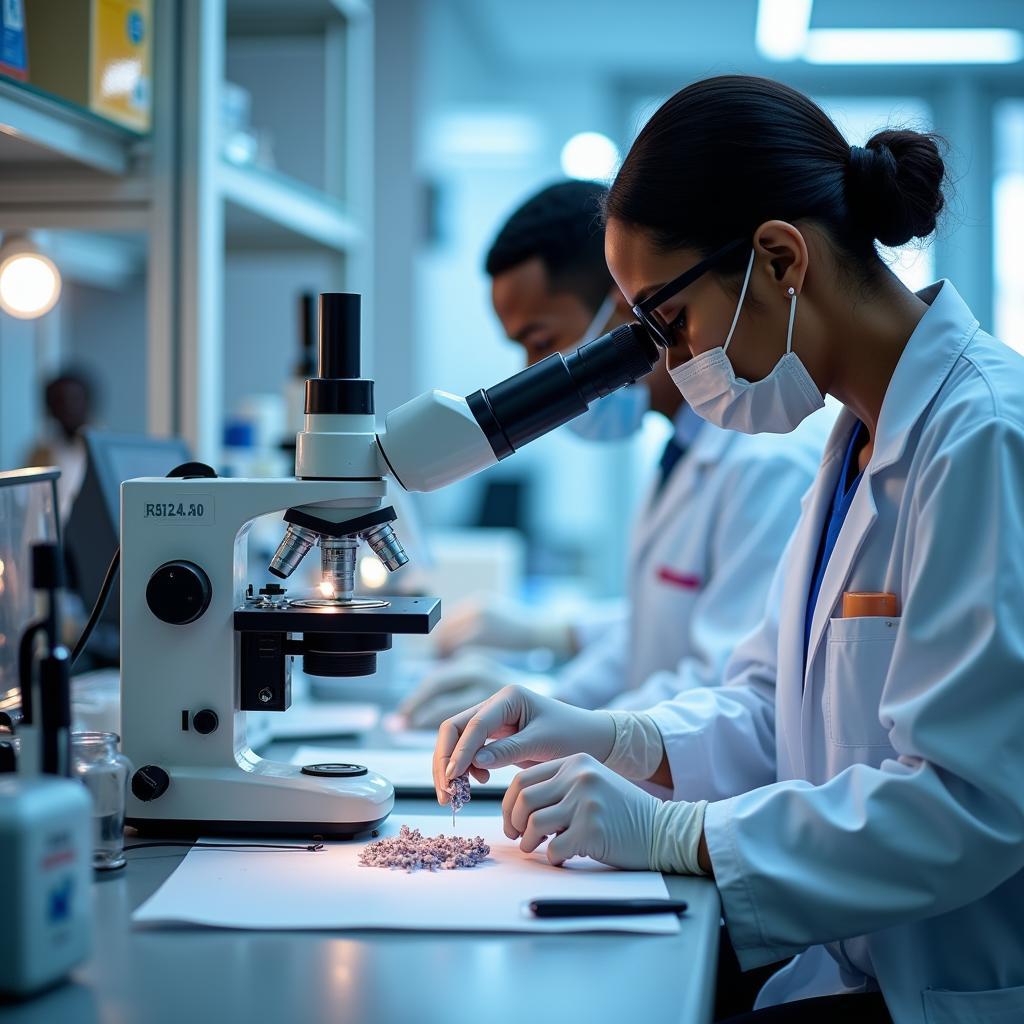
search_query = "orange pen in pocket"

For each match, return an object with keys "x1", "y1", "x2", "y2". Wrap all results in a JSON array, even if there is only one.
[{"x1": 842, "y1": 592, "x2": 900, "y2": 618}]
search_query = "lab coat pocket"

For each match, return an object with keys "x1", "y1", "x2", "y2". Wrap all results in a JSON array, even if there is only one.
[
  {"x1": 923, "y1": 983, "x2": 1024, "y2": 1023},
  {"x1": 824, "y1": 615, "x2": 899, "y2": 748}
]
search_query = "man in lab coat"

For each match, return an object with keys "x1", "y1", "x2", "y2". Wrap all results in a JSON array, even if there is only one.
[{"x1": 401, "y1": 181, "x2": 832, "y2": 726}]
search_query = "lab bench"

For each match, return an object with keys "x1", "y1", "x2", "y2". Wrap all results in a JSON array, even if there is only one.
[{"x1": 1, "y1": 766, "x2": 720, "y2": 1024}]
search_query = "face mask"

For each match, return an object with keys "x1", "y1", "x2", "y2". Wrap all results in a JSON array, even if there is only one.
[
  {"x1": 565, "y1": 294, "x2": 650, "y2": 442},
  {"x1": 668, "y1": 250, "x2": 824, "y2": 434}
]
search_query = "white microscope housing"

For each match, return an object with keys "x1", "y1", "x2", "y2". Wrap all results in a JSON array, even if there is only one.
[{"x1": 120, "y1": 293, "x2": 661, "y2": 836}]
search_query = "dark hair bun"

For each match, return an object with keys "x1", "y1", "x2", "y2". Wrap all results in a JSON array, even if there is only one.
[{"x1": 846, "y1": 129, "x2": 946, "y2": 247}]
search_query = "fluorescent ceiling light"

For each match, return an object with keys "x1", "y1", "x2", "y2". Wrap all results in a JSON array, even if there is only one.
[
  {"x1": 434, "y1": 112, "x2": 542, "y2": 159},
  {"x1": 805, "y1": 29, "x2": 1024, "y2": 65},
  {"x1": 757, "y1": 0, "x2": 813, "y2": 61}
]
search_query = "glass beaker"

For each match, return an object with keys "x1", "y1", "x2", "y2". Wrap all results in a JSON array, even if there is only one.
[{"x1": 71, "y1": 731, "x2": 132, "y2": 870}]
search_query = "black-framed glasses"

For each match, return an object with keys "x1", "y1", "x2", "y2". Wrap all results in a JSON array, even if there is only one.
[{"x1": 632, "y1": 237, "x2": 748, "y2": 348}]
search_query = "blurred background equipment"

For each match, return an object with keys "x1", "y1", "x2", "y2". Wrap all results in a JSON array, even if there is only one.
[
  {"x1": 0, "y1": 471, "x2": 92, "y2": 999},
  {"x1": 64, "y1": 431, "x2": 191, "y2": 668}
]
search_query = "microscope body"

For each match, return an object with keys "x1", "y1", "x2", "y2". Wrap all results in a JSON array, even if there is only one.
[
  {"x1": 119, "y1": 292, "x2": 661, "y2": 837},
  {"x1": 120, "y1": 476, "x2": 438, "y2": 836}
]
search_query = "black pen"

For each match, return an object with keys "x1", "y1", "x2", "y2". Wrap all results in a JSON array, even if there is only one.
[{"x1": 529, "y1": 899, "x2": 688, "y2": 918}]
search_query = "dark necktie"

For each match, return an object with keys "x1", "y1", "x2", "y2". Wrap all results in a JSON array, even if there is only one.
[{"x1": 655, "y1": 436, "x2": 687, "y2": 497}]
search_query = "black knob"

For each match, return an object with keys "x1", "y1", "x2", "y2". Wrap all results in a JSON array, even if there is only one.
[
  {"x1": 192, "y1": 709, "x2": 219, "y2": 735},
  {"x1": 131, "y1": 765, "x2": 170, "y2": 802},
  {"x1": 146, "y1": 561, "x2": 212, "y2": 624},
  {"x1": 258, "y1": 583, "x2": 286, "y2": 597}
]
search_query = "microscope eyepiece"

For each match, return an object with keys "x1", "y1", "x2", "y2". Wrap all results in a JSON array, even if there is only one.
[
  {"x1": 465, "y1": 321, "x2": 659, "y2": 460},
  {"x1": 566, "y1": 322, "x2": 660, "y2": 403}
]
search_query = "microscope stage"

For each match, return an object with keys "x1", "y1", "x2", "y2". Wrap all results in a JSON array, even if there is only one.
[{"x1": 233, "y1": 596, "x2": 441, "y2": 635}]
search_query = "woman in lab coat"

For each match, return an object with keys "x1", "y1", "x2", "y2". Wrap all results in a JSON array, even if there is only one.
[
  {"x1": 401, "y1": 180, "x2": 831, "y2": 728},
  {"x1": 433, "y1": 76, "x2": 1024, "y2": 1023}
]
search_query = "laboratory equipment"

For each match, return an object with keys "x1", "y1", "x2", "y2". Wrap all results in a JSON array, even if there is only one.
[
  {"x1": 71, "y1": 731, "x2": 131, "y2": 870},
  {"x1": 0, "y1": 478, "x2": 92, "y2": 997},
  {"x1": 119, "y1": 292, "x2": 661, "y2": 837},
  {"x1": 0, "y1": 468, "x2": 61, "y2": 733}
]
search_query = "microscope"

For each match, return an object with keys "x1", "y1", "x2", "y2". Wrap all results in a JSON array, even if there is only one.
[{"x1": 121, "y1": 294, "x2": 661, "y2": 836}]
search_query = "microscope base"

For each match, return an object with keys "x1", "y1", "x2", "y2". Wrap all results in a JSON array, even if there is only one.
[
  {"x1": 125, "y1": 756, "x2": 395, "y2": 838},
  {"x1": 126, "y1": 815, "x2": 389, "y2": 839}
]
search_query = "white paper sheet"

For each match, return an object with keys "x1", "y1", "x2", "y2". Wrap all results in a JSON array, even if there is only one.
[
  {"x1": 255, "y1": 702, "x2": 380, "y2": 740},
  {"x1": 133, "y1": 815, "x2": 680, "y2": 934},
  {"x1": 289, "y1": 745, "x2": 519, "y2": 796}
]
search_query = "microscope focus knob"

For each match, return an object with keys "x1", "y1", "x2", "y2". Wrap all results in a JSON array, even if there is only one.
[
  {"x1": 192, "y1": 709, "x2": 219, "y2": 735},
  {"x1": 146, "y1": 561, "x2": 212, "y2": 625},
  {"x1": 131, "y1": 765, "x2": 170, "y2": 802}
]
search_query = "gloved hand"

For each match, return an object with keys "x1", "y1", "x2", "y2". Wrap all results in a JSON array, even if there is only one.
[
  {"x1": 398, "y1": 654, "x2": 553, "y2": 730},
  {"x1": 503, "y1": 754, "x2": 709, "y2": 873},
  {"x1": 432, "y1": 597, "x2": 576, "y2": 659},
  {"x1": 433, "y1": 685, "x2": 616, "y2": 800},
  {"x1": 503, "y1": 754, "x2": 660, "y2": 868}
]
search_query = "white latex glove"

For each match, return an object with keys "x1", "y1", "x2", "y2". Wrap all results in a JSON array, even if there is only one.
[
  {"x1": 433, "y1": 684, "x2": 616, "y2": 801},
  {"x1": 398, "y1": 654, "x2": 552, "y2": 730},
  {"x1": 432, "y1": 597, "x2": 576, "y2": 659},
  {"x1": 503, "y1": 754, "x2": 708, "y2": 872},
  {"x1": 502, "y1": 754, "x2": 660, "y2": 868}
]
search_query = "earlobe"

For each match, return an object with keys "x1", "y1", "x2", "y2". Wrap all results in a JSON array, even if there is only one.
[{"x1": 753, "y1": 219, "x2": 808, "y2": 294}]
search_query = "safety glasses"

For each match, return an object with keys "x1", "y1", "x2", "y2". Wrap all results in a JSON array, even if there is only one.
[{"x1": 632, "y1": 237, "x2": 748, "y2": 348}]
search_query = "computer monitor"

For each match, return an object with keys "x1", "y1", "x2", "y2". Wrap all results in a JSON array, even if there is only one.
[
  {"x1": 0, "y1": 468, "x2": 61, "y2": 720},
  {"x1": 65, "y1": 431, "x2": 191, "y2": 665}
]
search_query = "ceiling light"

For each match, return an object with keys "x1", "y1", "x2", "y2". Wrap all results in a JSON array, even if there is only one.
[
  {"x1": 560, "y1": 132, "x2": 620, "y2": 182},
  {"x1": 804, "y1": 29, "x2": 1023, "y2": 65},
  {"x1": 756, "y1": 0, "x2": 813, "y2": 61},
  {"x1": 0, "y1": 236, "x2": 62, "y2": 320}
]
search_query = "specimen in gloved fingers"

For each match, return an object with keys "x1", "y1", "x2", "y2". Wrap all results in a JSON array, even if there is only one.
[
  {"x1": 359, "y1": 825, "x2": 490, "y2": 872},
  {"x1": 447, "y1": 772, "x2": 471, "y2": 812}
]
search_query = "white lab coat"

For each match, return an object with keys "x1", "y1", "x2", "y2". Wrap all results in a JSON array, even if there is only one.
[
  {"x1": 647, "y1": 281, "x2": 1024, "y2": 1023},
  {"x1": 554, "y1": 404, "x2": 833, "y2": 711}
]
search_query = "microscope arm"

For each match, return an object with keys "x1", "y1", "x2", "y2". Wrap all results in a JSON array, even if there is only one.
[{"x1": 375, "y1": 322, "x2": 659, "y2": 493}]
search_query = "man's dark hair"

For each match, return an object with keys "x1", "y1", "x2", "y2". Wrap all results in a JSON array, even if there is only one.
[{"x1": 484, "y1": 180, "x2": 612, "y2": 312}]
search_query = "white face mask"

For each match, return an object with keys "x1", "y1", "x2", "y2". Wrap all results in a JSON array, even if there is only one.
[
  {"x1": 668, "y1": 250, "x2": 824, "y2": 434},
  {"x1": 567, "y1": 293, "x2": 651, "y2": 442}
]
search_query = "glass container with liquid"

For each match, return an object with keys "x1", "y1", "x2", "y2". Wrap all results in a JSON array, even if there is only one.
[{"x1": 71, "y1": 731, "x2": 132, "y2": 870}]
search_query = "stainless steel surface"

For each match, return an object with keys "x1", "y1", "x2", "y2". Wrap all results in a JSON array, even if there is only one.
[{"x1": 1, "y1": 745, "x2": 720, "y2": 1024}]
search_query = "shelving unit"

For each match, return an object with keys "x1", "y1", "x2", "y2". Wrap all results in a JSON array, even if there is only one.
[
  {"x1": 220, "y1": 161, "x2": 364, "y2": 251},
  {"x1": 0, "y1": 78, "x2": 140, "y2": 175},
  {"x1": 0, "y1": 0, "x2": 374, "y2": 465}
]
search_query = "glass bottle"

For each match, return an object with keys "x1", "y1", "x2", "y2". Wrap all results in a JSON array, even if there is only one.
[{"x1": 71, "y1": 731, "x2": 132, "y2": 870}]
